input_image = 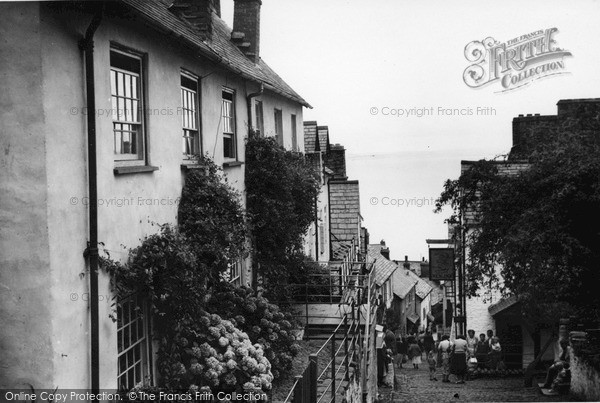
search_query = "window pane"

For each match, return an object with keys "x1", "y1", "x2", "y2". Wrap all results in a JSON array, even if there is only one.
[
  {"x1": 124, "y1": 74, "x2": 131, "y2": 99},
  {"x1": 117, "y1": 72, "x2": 124, "y2": 100},
  {"x1": 110, "y1": 70, "x2": 117, "y2": 96},
  {"x1": 111, "y1": 49, "x2": 144, "y2": 162},
  {"x1": 181, "y1": 81, "x2": 200, "y2": 156},
  {"x1": 222, "y1": 91, "x2": 235, "y2": 158},
  {"x1": 224, "y1": 134, "x2": 234, "y2": 158},
  {"x1": 117, "y1": 295, "x2": 150, "y2": 390}
]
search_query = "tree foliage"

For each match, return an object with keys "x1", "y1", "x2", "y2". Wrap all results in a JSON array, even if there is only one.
[
  {"x1": 245, "y1": 136, "x2": 320, "y2": 288},
  {"x1": 436, "y1": 128, "x2": 600, "y2": 323}
]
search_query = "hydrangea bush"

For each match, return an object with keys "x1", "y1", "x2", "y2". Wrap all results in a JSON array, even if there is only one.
[
  {"x1": 205, "y1": 283, "x2": 301, "y2": 379},
  {"x1": 158, "y1": 311, "x2": 273, "y2": 395}
]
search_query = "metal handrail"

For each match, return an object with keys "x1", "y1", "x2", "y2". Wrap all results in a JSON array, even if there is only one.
[
  {"x1": 281, "y1": 262, "x2": 377, "y2": 403},
  {"x1": 283, "y1": 377, "x2": 301, "y2": 402}
]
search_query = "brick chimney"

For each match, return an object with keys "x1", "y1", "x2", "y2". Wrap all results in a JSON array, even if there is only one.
[
  {"x1": 232, "y1": 0, "x2": 262, "y2": 62},
  {"x1": 169, "y1": 0, "x2": 221, "y2": 39},
  {"x1": 379, "y1": 240, "x2": 390, "y2": 260},
  {"x1": 324, "y1": 143, "x2": 347, "y2": 179}
]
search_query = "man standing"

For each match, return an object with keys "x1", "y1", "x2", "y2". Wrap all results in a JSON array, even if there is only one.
[
  {"x1": 376, "y1": 325, "x2": 386, "y2": 386},
  {"x1": 485, "y1": 329, "x2": 494, "y2": 346}
]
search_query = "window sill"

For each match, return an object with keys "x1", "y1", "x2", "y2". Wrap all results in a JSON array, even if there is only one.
[
  {"x1": 114, "y1": 165, "x2": 159, "y2": 175},
  {"x1": 181, "y1": 163, "x2": 208, "y2": 172},
  {"x1": 223, "y1": 161, "x2": 243, "y2": 168}
]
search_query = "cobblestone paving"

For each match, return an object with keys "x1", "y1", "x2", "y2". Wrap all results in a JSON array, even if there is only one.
[{"x1": 378, "y1": 363, "x2": 580, "y2": 402}]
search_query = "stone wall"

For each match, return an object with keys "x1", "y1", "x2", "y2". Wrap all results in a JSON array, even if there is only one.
[{"x1": 329, "y1": 180, "x2": 360, "y2": 250}]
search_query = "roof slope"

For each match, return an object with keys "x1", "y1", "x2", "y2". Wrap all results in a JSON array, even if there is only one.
[
  {"x1": 121, "y1": 0, "x2": 310, "y2": 107},
  {"x1": 391, "y1": 267, "x2": 416, "y2": 299},
  {"x1": 367, "y1": 245, "x2": 396, "y2": 286}
]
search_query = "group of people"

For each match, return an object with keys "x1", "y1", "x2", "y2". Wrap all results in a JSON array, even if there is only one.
[{"x1": 377, "y1": 327, "x2": 504, "y2": 386}]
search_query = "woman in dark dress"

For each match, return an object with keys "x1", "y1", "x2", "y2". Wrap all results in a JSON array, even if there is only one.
[
  {"x1": 475, "y1": 333, "x2": 489, "y2": 369},
  {"x1": 450, "y1": 334, "x2": 468, "y2": 383},
  {"x1": 396, "y1": 335, "x2": 408, "y2": 368}
]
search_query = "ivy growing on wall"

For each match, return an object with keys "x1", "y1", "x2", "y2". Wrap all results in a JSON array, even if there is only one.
[
  {"x1": 245, "y1": 135, "x2": 321, "y2": 291},
  {"x1": 178, "y1": 155, "x2": 248, "y2": 283}
]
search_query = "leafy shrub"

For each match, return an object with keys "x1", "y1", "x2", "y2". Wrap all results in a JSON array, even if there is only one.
[
  {"x1": 101, "y1": 224, "x2": 204, "y2": 320},
  {"x1": 205, "y1": 282, "x2": 300, "y2": 379}
]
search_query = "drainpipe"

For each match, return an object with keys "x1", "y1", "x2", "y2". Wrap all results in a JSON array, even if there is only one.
[
  {"x1": 79, "y1": 7, "x2": 103, "y2": 400},
  {"x1": 246, "y1": 84, "x2": 263, "y2": 288}
]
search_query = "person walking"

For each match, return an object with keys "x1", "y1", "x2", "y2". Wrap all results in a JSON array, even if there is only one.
[
  {"x1": 424, "y1": 331, "x2": 435, "y2": 354},
  {"x1": 451, "y1": 334, "x2": 468, "y2": 384},
  {"x1": 408, "y1": 339, "x2": 422, "y2": 369},
  {"x1": 385, "y1": 328, "x2": 397, "y2": 358},
  {"x1": 427, "y1": 349, "x2": 438, "y2": 381},
  {"x1": 396, "y1": 332, "x2": 406, "y2": 369},
  {"x1": 438, "y1": 335, "x2": 452, "y2": 382}
]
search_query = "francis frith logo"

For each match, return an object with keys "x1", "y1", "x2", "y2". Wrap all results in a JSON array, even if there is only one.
[{"x1": 463, "y1": 28, "x2": 572, "y2": 92}]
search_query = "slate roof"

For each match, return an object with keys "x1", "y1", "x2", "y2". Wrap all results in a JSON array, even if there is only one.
[
  {"x1": 390, "y1": 265, "x2": 417, "y2": 299},
  {"x1": 395, "y1": 261, "x2": 433, "y2": 300},
  {"x1": 414, "y1": 275, "x2": 433, "y2": 300},
  {"x1": 120, "y1": 0, "x2": 310, "y2": 107},
  {"x1": 488, "y1": 295, "x2": 519, "y2": 316},
  {"x1": 367, "y1": 245, "x2": 397, "y2": 287}
]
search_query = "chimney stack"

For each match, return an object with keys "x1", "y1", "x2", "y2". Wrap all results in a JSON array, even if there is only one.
[
  {"x1": 379, "y1": 240, "x2": 390, "y2": 260},
  {"x1": 232, "y1": 0, "x2": 262, "y2": 62},
  {"x1": 169, "y1": 0, "x2": 220, "y2": 39}
]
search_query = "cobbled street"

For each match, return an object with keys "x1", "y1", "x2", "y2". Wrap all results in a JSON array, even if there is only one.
[{"x1": 377, "y1": 364, "x2": 578, "y2": 402}]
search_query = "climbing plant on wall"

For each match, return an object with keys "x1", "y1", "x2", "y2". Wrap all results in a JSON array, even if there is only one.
[{"x1": 245, "y1": 135, "x2": 320, "y2": 291}]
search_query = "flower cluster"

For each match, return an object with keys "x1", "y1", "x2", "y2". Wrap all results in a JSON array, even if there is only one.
[
  {"x1": 206, "y1": 283, "x2": 301, "y2": 379},
  {"x1": 158, "y1": 311, "x2": 273, "y2": 395}
]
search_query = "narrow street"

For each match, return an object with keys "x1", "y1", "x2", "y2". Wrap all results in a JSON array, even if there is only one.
[{"x1": 378, "y1": 363, "x2": 576, "y2": 402}]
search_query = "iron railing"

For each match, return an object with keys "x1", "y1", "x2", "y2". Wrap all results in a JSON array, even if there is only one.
[
  {"x1": 283, "y1": 313, "x2": 361, "y2": 403},
  {"x1": 282, "y1": 264, "x2": 378, "y2": 403}
]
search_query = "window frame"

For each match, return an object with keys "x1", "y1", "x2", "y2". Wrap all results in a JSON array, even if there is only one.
[
  {"x1": 117, "y1": 293, "x2": 152, "y2": 390},
  {"x1": 228, "y1": 258, "x2": 242, "y2": 286},
  {"x1": 110, "y1": 46, "x2": 147, "y2": 167},
  {"x1": 222, "y1": 88, "x2": 237, "y2": 160},
  {"x1": 254, "y1": 99, "x2": 264, "y2": 137},
  {"x1": 274, "y1": 108, "x2": 283, "y2": 146},
  {"x1": 291, "y1": 114, "x2": 298, "y2": 151},
  {"x1": 180, "y1": 71, "x2": 201, "y2": 159}
]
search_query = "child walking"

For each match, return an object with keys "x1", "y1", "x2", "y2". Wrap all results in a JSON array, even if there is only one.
[{"x1": 427, "y1": 350, "x2": 438, "y2": 381}]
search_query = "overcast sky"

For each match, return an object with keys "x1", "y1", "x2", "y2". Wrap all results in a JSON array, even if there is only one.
[{"x1": 223, "y1": 0, "x2": 600, "y2": 260}]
